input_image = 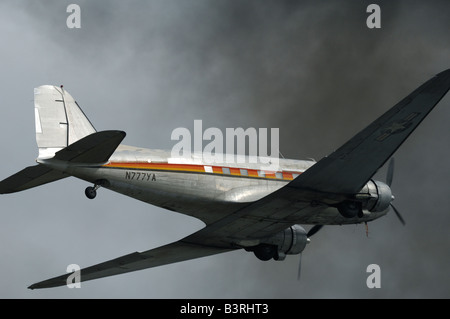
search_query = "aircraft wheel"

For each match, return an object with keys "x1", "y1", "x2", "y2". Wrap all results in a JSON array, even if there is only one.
[{"x1": 85, "y1": 186, "x2": 97, "y2": 199}]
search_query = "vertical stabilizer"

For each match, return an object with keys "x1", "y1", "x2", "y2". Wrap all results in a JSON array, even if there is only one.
[{"x1": 34, "y1": 85, "x2": 96, "y2": 159}]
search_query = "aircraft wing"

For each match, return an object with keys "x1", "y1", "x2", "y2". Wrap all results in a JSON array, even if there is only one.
[
  {"x1": 290, "y1": 69, "x2": 450, "y2": 194},
  {"x1": 29, "y1": 240, "x2": 234, "y2": 289}
]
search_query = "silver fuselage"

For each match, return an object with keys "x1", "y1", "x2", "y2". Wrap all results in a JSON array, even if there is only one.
[{"x1": 39, "y1": 144, "x2": 388, "y2": 226}]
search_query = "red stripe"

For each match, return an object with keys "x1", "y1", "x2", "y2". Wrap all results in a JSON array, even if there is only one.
[{"x1": 104, "y1": 162, "x2": 302, "y2": 180}]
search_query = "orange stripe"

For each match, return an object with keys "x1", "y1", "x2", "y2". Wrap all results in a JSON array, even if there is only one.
[
  {"x1": 212, "y1": 166, "x2": 222, "y2": 174},
  {"x1": 264, "y1": 171, "x2": 276, "y2": 179},
  {"x1": 283, "y1": 172, "x2": 293, "y2": 180},
  {"x1": 229, "y1": 167, "x2": 240, "y2": 175},
  {"x1": 104, "y1": 162, "x2": 302, "y2": 180},
  {"x1": 248, "y1": 169, "x2": 259, "y2": 177}
]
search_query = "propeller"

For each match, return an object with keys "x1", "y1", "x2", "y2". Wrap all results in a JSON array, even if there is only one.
[
  {"x1": 386, "y1": 157, "x2": 395, "y2": 187},
  {"x1": 297, "y1": 225, "x2": 324, "y2": 280},
  {"x1": 386, "y1": 158, "x2": 406, "y2": 226},
  {"x1": 307, "y1": 225, "x2": 323, "y2": 237},
  {"x1": 391, "y1": 203, "x2": 405, "y2": 226},
  {"x1": 297, "y1": 253, "x2": 302, "y2": 281}
]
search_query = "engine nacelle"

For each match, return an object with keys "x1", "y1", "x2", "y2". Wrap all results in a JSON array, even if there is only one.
[
  {"x1": 337, "y1": 180, "x2": 393, "y2": 218},
  {"x1": 362, "y1": 180, "x2": 393, "y2": 212},
  {"x1": 249, "y1": 225, "x2": 308, "y2": 261}
]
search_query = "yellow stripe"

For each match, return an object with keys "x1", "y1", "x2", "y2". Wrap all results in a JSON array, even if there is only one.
[{"x1": 104, "y1": 162, "x2": 300, "y2": 181}]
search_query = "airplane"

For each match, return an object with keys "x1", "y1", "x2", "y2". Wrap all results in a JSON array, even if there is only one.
[{"x1": 1, "y1": 69, "x2": 449, "y2": 289}]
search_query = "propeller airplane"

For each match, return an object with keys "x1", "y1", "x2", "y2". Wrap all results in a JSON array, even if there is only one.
[{"x1": 1, "y1": 69, "x2": 449, "y2": 289}]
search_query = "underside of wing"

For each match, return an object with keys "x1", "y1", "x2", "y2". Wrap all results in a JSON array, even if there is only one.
[
  {"x1": 289, "y1": 69, "x2": 450, "y2": 194},
  {"x1": 28, "y1": 240, "x2": 234, "y2": 289}
]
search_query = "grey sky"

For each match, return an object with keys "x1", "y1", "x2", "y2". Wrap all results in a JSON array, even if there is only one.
[{"x1": 0, "y1": 0, "x2": 449, "y2": 298}]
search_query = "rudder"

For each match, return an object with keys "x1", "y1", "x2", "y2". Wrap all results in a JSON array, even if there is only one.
[{"x1": 34, "y1": 85, "x2": 96, "y2": 159}]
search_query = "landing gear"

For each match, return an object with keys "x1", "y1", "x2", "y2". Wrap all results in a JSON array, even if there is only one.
[
  {"x1": 85, "y1": 184, "x2": 100, "y2": 199},
  {"x1": 84, "y1": 180, "x2": 109, "y2": 200}
]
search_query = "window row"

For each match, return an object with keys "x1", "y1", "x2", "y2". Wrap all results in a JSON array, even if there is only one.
[{"x1": 204, "y1": 166, "x2": 300, "y2": 180}]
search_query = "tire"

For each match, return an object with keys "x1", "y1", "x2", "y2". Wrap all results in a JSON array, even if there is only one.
[{"x1": 85, "y1": 186, "x2": 97, "y2": 199}]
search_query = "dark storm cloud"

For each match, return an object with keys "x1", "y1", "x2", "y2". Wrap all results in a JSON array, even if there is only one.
[
  {"x1": 1, "y1": 0, "x2": 450, "y2": 298},
  {"x1": 14, "y1": 1, "x2": 426, "y2": 157}
]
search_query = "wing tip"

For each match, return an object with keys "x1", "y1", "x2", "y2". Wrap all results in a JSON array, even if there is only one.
[
  {"x1": 27, "y1": 281, "x2": 65, "y2": 290},
  {"x1": 27, "y1": 276, "x2": 68, "y2": 290}
]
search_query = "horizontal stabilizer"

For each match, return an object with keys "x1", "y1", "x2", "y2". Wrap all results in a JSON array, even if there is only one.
[
  {"x1": 0, "y1": 131, "x2": 125, "y2": 194},
  {"x1": 0, "y1": 165, "x2": 67, "y2": 194},
  {"x1": 53, "y1": 130, "x2": 126, "y2": 164}
]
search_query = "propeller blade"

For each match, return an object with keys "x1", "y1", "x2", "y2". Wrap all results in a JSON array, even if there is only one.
[
  {"x1": 307, "y1": 225, "x2": 323, "y2": 238},
  {"x1": 390, "y1": 203, "x2": 405, "y2": 226},
  {"x1": 386, "y1": 157, "x2": 395, "y2": 187},
  {"x1": 297, "y1": 253, "x2": 302, "y2": 281}
]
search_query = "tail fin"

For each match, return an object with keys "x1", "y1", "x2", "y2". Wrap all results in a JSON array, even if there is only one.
[
  {"x1": 1, "y1": 86, "x2": 125, "y2": 194},
  {"x1": 34, "y1": 85, "x2": 96, "y2": 159}
]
